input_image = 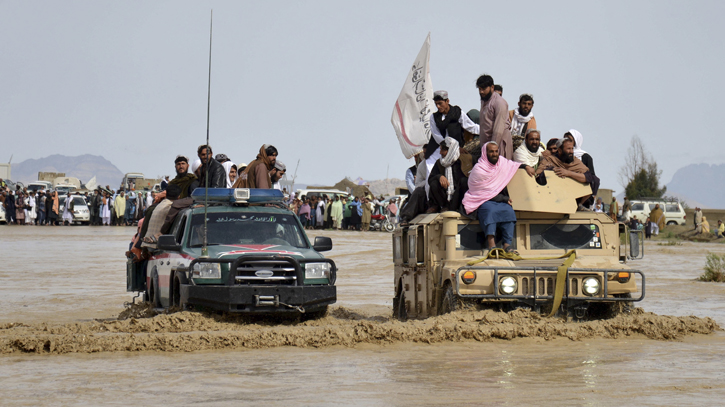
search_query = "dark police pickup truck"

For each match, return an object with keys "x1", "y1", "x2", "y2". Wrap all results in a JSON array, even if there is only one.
[{"x1": 126, "y1": 188, "x2": 337, "y2": 318}]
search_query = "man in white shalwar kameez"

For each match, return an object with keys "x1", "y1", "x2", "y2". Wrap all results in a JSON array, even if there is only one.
[
  {"x1": 101, "y1": 192, "x2": 111, "y2": 225},
  {"x1": 62, "y1": 193, "x2": 74, "y2": 225},
  {"x1": 27, "y1": 193, "x2": 37, "y2": 224}
]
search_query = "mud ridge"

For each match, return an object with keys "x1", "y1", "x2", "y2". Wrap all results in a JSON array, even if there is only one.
[{"x1": 0, "y1": 307, "x2": 719, "y2": 355}]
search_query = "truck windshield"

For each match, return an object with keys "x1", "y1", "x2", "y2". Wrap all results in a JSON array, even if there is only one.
[
  {"x1": 530, "y1": 223, "x2": 601, "y2": 250},
  {"x1": 188, "y1": 212, "x2": 308, "y2": 248}
]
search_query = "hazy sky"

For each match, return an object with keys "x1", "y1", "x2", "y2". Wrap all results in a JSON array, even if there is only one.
[{"x1": 1, "y1": 0, "x2": 723, "y2": 191}]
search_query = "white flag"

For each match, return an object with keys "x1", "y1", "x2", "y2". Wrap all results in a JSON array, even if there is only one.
[{"x1": 391, "y1": 33, "x2": 434, "y2": 159}]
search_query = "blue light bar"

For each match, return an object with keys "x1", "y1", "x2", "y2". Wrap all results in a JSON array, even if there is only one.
[{"x1": 191, "y1": 188, "x2": 284, "y2": 204}]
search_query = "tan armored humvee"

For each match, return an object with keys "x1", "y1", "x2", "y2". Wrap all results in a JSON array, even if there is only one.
[{"x1": 392, "y1": 170, "x2": 645, "y2": 320}]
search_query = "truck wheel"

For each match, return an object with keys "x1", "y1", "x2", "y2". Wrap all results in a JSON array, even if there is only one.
[
  {"x1": 151, "y1": 271, "x2": 161, "y2": 308},
  {"x1": 172, "y1": 275, "x2": 181, "y2": 308},
  {"x1": 439, "y1": 284, "x2": 458, "y2": 315},
  {"x1": 667, "y1": 221, "x2": 677, "y2": 225},
  {"x1": 393, "y1": 291, "x2": 407, "y2": 321}
]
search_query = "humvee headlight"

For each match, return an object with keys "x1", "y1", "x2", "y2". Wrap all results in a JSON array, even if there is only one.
[
  {"x1": 461, "y1": 270, "x2": 476, "y2": 285},
  {"x1": 305, "y1": 262, "x2": 331, "y2": 280},
  {"x1": 583, "y1": 277, "x2": 600, "y2": 296},
  {"x1": 192, "y1": 263, "x2": 221, "y2": 279},
  {"x1": 499, "y1": 277, "x2": 518, "y2": 295}
]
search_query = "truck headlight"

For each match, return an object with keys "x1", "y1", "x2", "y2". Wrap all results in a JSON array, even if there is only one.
[
  {"x1": 305, "y1": 262, "x2": 330, "y2": 280},
  {"x1": 192, "y1": 263, "x2": 221, "y2": 279},
  {"x1": 583, "y1": 277, "x2": 600, "y2": 296},
  {"x1": 499, "y1": 276, "x2": 518, "y2": 295}
]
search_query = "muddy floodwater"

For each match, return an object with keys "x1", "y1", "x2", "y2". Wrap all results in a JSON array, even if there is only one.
[{"x1": 1, "y1": 227, "x2": 725, "y2": 405}]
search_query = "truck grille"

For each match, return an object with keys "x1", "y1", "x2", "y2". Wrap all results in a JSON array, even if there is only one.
[{"x1": 235, "y1": 260, "x2": 297, "y2": 285}]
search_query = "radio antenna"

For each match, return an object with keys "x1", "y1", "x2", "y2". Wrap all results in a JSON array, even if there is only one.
[{"x1": 202, "y1": 9, "x2": 213, "y2": 258}]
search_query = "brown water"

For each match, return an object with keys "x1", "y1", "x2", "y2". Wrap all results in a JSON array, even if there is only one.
[{"x1": 1, "y1": 226, "x2": 725, "y2": 405}]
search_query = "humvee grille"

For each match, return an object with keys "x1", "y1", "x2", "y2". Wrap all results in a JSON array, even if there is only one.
[{"x1": 520, "y1": 276, "x2": 588, "y2": 297}]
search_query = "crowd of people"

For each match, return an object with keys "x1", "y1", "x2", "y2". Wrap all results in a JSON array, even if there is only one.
[
  {"x1": 398, "y1": 74, "x2": 601, "y2": 254},
  {"x1": 290, "y1": 194, "x2": 400, "y2": 231},
  {"x1": 1, "y1": 142, "x2": 405, "y2": 233}
]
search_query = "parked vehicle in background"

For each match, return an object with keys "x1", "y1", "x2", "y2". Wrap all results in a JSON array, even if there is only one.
[
  {"x1": 55, "y1": 184, "x2": 77, "y2": 195},
  {"x1": 0, "y1": 204, "x2": 6, "y2": 224},
  {"x1": 58, "y1": 195, "x2": 90, "y2": 225},
  {"x1": 27, "y1": 181, "x2": 53, "y2": 193},
  {"x1": 629, "y1": 199, "x2": 687, "y2": 225},
  {"x1": 121, "y1": 173, "x2": 162, "y2": 192},
  {"x1": 296, "y1": 189, "x2": 349, "y2": 200}
]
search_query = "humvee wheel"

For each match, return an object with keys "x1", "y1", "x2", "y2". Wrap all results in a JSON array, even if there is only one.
[
  {"x1": 393, "y1": 291, "x2": 407, "y2": 321},
  {"x1": 588, "y1": 293, "x2": 633, "y2": 319},
  {"x1": 439, "y1": 284, "x2": 458, "y2": 315}
]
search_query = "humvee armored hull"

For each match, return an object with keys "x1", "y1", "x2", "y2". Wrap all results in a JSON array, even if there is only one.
[{"x1": 392, "y1": 170, "x2": 645, "y2": 320}]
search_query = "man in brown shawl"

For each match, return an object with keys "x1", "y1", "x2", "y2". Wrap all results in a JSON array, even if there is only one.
[
  {"x1": 649, "y1": 204, "x2": 665, "y2": 234},
  {"x1": 169, "y1": 155, "x2": 199, "y2": 199},
  {"x1": 535, "y1": 138, "x2": 600, "y2": 206},
  {"x1": 233, "y1": 144, "x2": 278, "y2": 189}
]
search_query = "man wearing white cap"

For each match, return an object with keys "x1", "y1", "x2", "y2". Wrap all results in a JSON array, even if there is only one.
[
  {"x1": 424, "y1": 90, "x2": 479, "y2": 196},
  {"x1": 271, "y1": 161, "x2": 286, "y2": 191}
]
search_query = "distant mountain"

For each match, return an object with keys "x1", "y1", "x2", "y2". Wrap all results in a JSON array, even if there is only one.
[
  {"x1": 666, "y1": 163, "x2": 725, "y2": 209},
  {"x1": 11, "y1": 154, "x2": 125, "y2": 188}
]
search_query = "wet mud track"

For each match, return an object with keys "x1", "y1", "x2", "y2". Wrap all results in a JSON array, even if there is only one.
[{"x1": 1, "y1": 305, "x2": 719, "y2": 355}]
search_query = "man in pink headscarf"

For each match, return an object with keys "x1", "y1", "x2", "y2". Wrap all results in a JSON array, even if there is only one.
[{"x1": 463, "y1": 142, "x2": 534, "y2": 253}]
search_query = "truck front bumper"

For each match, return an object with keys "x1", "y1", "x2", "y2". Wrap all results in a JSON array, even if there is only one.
[{"x1": 180, "y1": 284, "x2": 336, "y2": 313}]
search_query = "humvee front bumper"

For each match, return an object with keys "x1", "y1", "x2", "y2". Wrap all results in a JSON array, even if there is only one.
[
  {"x1": 454, "y1": 266, "x2": 645, "y2": 305},
  {"x1": 179, "y1": 284, "x2": 336, "y2": 313}
]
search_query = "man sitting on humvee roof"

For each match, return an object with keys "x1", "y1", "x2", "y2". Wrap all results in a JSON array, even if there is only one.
[
  {"x1": 462, "y1": 142, "x2": 535, "y2": 253},
  {"x1": 535, "y1": 137, "x2": 600, "y2": 208}
]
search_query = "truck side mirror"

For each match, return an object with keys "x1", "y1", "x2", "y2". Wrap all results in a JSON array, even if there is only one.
[
  {"x1": 313, "y1": 236, "x2": 333, "y2": 252},
  {"x1": 157, "y1": 235, "x2": 182, "y2": 251}
]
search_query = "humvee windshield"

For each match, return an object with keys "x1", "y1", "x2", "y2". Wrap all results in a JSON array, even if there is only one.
[
  {"x1": 530, "y1": 223, "x2": 601, "y2": 250},
  {"x1": 188, "y1": 212, "x2": 308, "y2": 248}
]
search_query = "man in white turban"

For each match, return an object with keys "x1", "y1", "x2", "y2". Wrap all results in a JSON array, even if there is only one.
[{"x1": 513, "y1": 129, "x2": 545, "y2": 169}]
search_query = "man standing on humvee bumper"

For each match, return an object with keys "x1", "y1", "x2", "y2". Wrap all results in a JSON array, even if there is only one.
[{"x1": 463, "y1": 142, "x2": 534, "y2": 253}]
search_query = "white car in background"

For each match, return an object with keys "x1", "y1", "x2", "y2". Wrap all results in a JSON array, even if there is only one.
[
  {"x1": 0, "y1": 203, "x2": 5, "y2": 224},
  {"x1": 629, "y1": 200, "x2": 687, "y2": 225},
  {"x1": 58, "y1": 195, "x2": 91, "y2": 225},
  {"x1": 296, "y1": 189, "x2": 349, "y2": 201}
]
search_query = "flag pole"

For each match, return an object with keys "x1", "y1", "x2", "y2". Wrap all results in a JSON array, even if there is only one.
[{"x1": 202, "y1": 10, "x2": 213, "y2": 258}]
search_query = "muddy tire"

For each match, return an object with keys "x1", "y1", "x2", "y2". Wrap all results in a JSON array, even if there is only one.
[
  {"x1": 611, "y1": 293, "x2": 634, "y2": 315},
  {"x1": 150, "y1": 270, "x2": 161, "y2": 308},
  {"x1": 589, "y1": 293, "x2": 633, "y2": 319},
  {"x1": 439, "y1": 284, "x2": 458, "y2": 315},
  {"x1": 171, "y1": 275, "x2": 181, "y2": 308},
  {"x1": 393, "y1": 291, "x2": 407, "y2": 321}
]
